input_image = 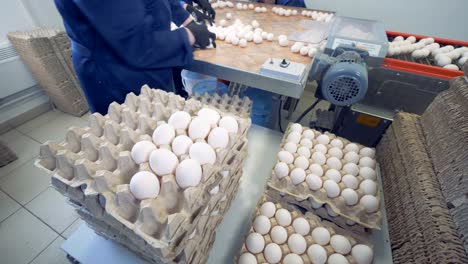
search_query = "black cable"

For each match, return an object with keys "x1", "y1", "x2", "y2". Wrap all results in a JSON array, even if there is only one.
[
  {"x1": 295, "y1": 98, "x2": 321, "y2": 124},
  {"x1": 278, "y1": 98, "x2": 284, "y2": 133}
]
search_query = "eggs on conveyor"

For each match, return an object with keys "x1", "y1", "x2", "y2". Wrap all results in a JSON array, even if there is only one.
[
  {"x1": 129, "y1": 171, "x2": 160, "y2": 200},
  {"x1": 189, "y1": 142, "x2": 216, "y2": 165},
  {"x1": 246, "y1": 232, "x2": 265, "y2": 254},
  {"x1": 175, "y1": 158, "x2": 202, "y2": 188},
  {"x1": 208, "y1": 127, "x2": 229, "y2": 148},
  {"x1": 149, "y1": 148, "x2": 179, "y2": 176},
  {"x1": 152, "y1": 123, "x2": 175, "y2": 146},
  {"x1": 307, "y1": 244, "x2": 328, "y2": 264},
  {"x1": 188, "y1": 117, "x2": 211, "y2": 140},
  {"x1": 171, "y1": 135, "x2": 193, "y2": 156},
  {"x1": 168, "y1": 111, "x2": 191, "y2": 130},
  {"x1": 131, "y1": 140, "x2": 157, "y2": 164}
]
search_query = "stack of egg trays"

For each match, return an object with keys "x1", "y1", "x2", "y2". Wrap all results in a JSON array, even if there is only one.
[
  {"x1": 237, "y1": 196, "x2": 373, "y2": 263},
  {"x1": 7, "y1": 29, "x2": 88, "y2": 116},
  {"x1": 377, "y1": 112, "x2": 468, "y2": 263},
  {"x1": 35, "y1": 85, "x2": 252, "y2": 263},
  {"x1": 419, "y1": 76, "x2": 468, "y2": 253},
  {"x1": 191, "y1": 92, "x2": 252, "y2": 119},
  {"x1": 267, "y1": 123, "x2": 382, "y2": 232}
]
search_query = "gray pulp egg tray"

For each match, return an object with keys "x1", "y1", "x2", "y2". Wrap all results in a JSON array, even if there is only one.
[
  {"x1": 377, "y1": 112, "x2": 468, "y2": 263},
  {"x1": 35, "y1": 85, "x2": 252, "y2": 264},
  {"x1": 237, "y1": 195, "x2": 373, "y2": 263},
  {"x1": 267, "y1": 123, "x2": 382, "y2": 232}
]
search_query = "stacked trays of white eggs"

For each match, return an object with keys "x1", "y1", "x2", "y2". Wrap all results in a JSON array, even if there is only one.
[
  {"x1": 267, "y1": 123, "x2": 381, "y2": 231},
  {"x1": 238, "y1": 199, "x2": 374, "y2": 264},
  {"x1": 36, "y1": 85, "x2": 252, "y2": 264}
]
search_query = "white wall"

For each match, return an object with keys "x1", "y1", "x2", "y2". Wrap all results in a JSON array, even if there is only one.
[
  {"x1": 0, "y1": 0, "x2": 35, "y2": 44},
  {"x1": 306, "y1": 0, "x2": 468, "y2": 41},
  {"x1": 21, "y1": 0, "x2": 64, "y2": 29}
]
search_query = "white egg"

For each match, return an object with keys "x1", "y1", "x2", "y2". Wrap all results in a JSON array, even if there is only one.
[
  {"x1": 328, "y1": 253, "x2": 349, "y2": 264},
  {"x1": 290, "y1": 168, "x2": 306, "y2": 185},
  {"x1": 171, "y1": 135, "x2": 193, "y2": 156},
  {"x1": 246, "y1": 232, "x2": 265, "y2": 254},
  {"x1": 238, "y1": 252, "x2": 257, "y2": 264},
  {"x1": 309, "y1": 164, "x2": 324, "y2": 176},
  {"x1": 231, "y1": 36, "x2": 240, "y2": 45},
  {"x1": 239, "y1": 38, "x2": 247, "y2": 47},
  {"x1": 344, "y1": 143, "x2": 359, "y2": 153},
  {"x1": 359, "y1": 147, "x2": 375, "y2": 158},
  {"x1": 270, "y1": 225, "x2": 288, "y2": 244},
  {"x1": 226, "y1": 12, "x2": 232, "y2": 19},
  {"x1": 299, "y1": 46, "x2": 310, "y2": 56},
  {"x1": 436, "y1": 55, "x2": 452, "y2": 67},
  {"x1": 275, "y1": 162, "x2": 290, "y2": 179},
  {"x1": 290, "y1": 123, "x2": 303, "y2": 133},
  {"x1": 323, "y1": 180, "x2": 340, "y2": 198},
  {"x1": 253, "y1": 215, "x2": 271, "y2": 235},
  {"x1": 458, "y1": 57, "x2": 468, "y2": 66},
  {"x1": 307, "y1": 244, "x2": 327, "y2": 264},
  {"x1": 352, "y1": 244, "x2": 374, "y2": 264},
  {"x1": 288, "y1": 233, "x2": 307, "y2": 254},
  {"x1": 219, "y1": 19, "x2": 227, "y2": 27},
  {"x1": 317, "y1": 134, "x2": 330, "y2": 145},
  {"x1": 343, "y1": 163, "x2": 359, "y2": 176},
  {"x1": 245, "y1": 31, "x2": 254, "y2": 42},
  {"x1": 344, "y1": 152, "x2": 359, "y2": 164},
  {"x1": 327, "y1": 157, "x2": 343, "y2": 170},
  {"x1": 278, "y1": 36, "x2": 289, "y2": 47},
  {"x1": 341, "y1": 188, "x2": 359, "y2": 206},
  {"x1": 300, "y1": 138, "x2": 313, "y2": 148},
  {"x1": 394, "y1": 36, "x2": 404, "y2": 42},
  {"x1": 308, "y1": 47, "x2": 318, "y2": 57},
  {"x1": 302, "y1": 129, "x2": 315, "y2": 139},
  {"x1": 149, "y1": 149, "x2": 178, "y2": 176},
  {"x1": 278, "y1": 150, "x2": 294, "y2": 164},
  {"x1": 188, "y1": 117, "x2": 211, "y2": 140},
  {"x1": 312, "y1": 152, "x2": 326, "y2": 165},
  {"x1": 283, "y1": 254, "x2": 303, "y2": 264},
  {"x1": 292, "y1": 217, "x2": 310, "y2": 236},
  {"x1": 359, "y1": 157, "x2": 375, "y2": 168},
  {"x1": 261, "y1": 31, "x2": 268, "y2": 40},
  {"x1": 284, "y1": 142, "x2": 298, "y2": 153},
  {"x1": 342, "y1": 175, "x2": 359, "y2": 189},
  {"x1": 189, "y1": 142, "x2": 216, "y2": 165},
  {"x1": 175, "y1": 159, "x2": 202, "y2": 188},
  {"x1": 325, "y1": 169, "x2": 341, "y2": 183},
  {"x1": 292, "y1": 10, "x2": 298, "y2": 15},
  {"x1": 129, "y1": 171, "x2": 160, "y2": 200},
  {"x1": 359, "y1": 167, "x2": 376, "y2": 180},
  {"x1": 251, "y1": 20, "x2": 260, "y2": 28},
  {"x1": 260, "y1": 201, "x2": 276, "y2": 217},
  {"x1": 294, "y1": 156, "x2": 309, "y2": 170},
  {"x1": 168, "y1": 111, "x2": 191, "y2": 130},
  {"x1": 360, "y1": 195, "x2": 379, "y2": 213},
  {"x1": 267, "y1": 33, "x2": 274, "y2": 41},
  {"x1": 314, "y1": 144, "x2": 328, "y2": 154},
  {"x1": 306, "y1": 174, "x2": 323, "y2": 190},
  {"x1": 264, "y1": 243, "x2": 282, "y2": 263},
  {"x1": 311, "y1": 227, "x2": 330, "y2": 245},
  {"x1": 360, "y1": 179, "x2": 377, "y2": 195},
  {"x1": 248, "y1": 3, "x2": 254, "y2": 9},
  {"x1": 328, "y1": 147, "x2": 343, "y2": 159},
  {"x1": 131, "y1": 141, "x2": 157, "y2": 164},
  {"x1": 330, "y1": 235, "x2": 351, "y2": 254},
  {"x1": 444, "y1": 64, "x2": 459, "y2": 70},
  {"x1": 275, "y1": 208, "x2": 292, "y2": 226},
  {"x1": 218, "y1": 116, "x2": 238, "y2": 134},
  {"x1": 198, "y1": 108, "x2": 220, "y2": 125},
  {"x1": 287, "y1": 131, "x2": 302, "y2": 144},
  {"x1": 152, "y1": 124, "x2": 175, "y2": 146},
  {"x1": 207, "y1": 127, "x2": 229, "y2": 149}
]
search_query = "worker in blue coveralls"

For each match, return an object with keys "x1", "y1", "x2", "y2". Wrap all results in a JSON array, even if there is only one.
[{"x1": 54, "y1": 0, "x2": 216, "y2": 114}]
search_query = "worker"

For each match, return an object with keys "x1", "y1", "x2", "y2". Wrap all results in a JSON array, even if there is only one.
[
  {"x1": 54, "y1": 0, "x2": 216, "y2": 114},
  {"x1": 256, "y1": 0, "x2": 305, "y2": 8}
]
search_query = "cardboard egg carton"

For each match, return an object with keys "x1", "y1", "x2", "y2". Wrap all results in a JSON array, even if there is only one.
[
  {"x1": 267, "y1": 123, "x2": 382, "y2": 230},
  {"x1": 237, "y1": 196, "x2": 373, "y2": 264},
  {"x1": 191, "y1": 91, "x2": 253, "y2": 119},
  {"x1": 36, "y1": 86, "x2": 251, "y2": 263},
  {"x1": 7, "y1": 29, "x2": 88, "y2": 116},
  {"x1": 377, "y1": 112, "x2": 468, "y2": 263}
]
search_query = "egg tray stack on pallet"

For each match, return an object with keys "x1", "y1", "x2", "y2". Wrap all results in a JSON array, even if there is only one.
[
  {"x1": 419, "y1": 70, "x2": 468, "y2": 253},
  {"x1": 266, "y1": 123, "x2": 382, "y2": 234},
  {"x1": 377, "y1": 111, "x2": 468, "y2": 263},
  {"x1": 35, "y1": 85, "x2": 252, "y2": 264},
  {"x1": 237, "y1": 196, "x2": 375, "y2": 264},
  {"x1": 7, "y1": 29, "x2": 88, "y2": 116}
]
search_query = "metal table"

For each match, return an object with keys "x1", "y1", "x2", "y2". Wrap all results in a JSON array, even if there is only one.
[{"x1": 62, "y1": 125, "x2": 393, "y2": 264}]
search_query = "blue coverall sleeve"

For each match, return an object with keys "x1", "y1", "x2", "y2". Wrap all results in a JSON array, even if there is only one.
[
  {"x1": 169, "y1": 0, "x2": 191, "y2": 26},
  {"x1": 73, "y1": 0, "x2": 193, "y2": 69}
]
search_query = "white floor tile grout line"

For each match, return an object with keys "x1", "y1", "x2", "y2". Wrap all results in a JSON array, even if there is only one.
[{"x1": 26, "y1": 235, "x2": 62, "y2": 264}]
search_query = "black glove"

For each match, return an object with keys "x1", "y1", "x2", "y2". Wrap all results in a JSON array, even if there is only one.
[
  {"x1": 186, "y1": 4, "x2": 214, "y2": 26},
  {"x1": 193, "y1": 0, "x2": 215, "y2": 20},
  {"x1": 185, "y1": 21, "x2": 216, "y2": 49}
]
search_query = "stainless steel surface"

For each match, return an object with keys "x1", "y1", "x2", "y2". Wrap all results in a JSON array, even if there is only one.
[{"x1": 186, "y1": 60, "x2": 309, "y2": 99}]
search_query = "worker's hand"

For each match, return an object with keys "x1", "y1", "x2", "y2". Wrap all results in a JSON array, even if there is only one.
[
  {"x1": 186, "y1": 4, "x2": 214, "y2": 26},
  {"x1": 185, "y1": 21, "x2": 216, "y2": 49},
  {"x1": 184, "y1": 28, "x2": 196, "y2": 46},
  {"x1": 193, "y1": 0, "x2": 215, "y2": 20}
]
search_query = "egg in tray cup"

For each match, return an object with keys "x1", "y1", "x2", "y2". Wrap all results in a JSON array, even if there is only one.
[{"x1": 35, "y1": 85, "x2": 252, "y2": 264}]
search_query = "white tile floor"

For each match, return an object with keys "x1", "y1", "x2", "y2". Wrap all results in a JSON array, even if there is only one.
[{"x1": 0, "y1": 110, "x2": 90, "y2": 264}]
